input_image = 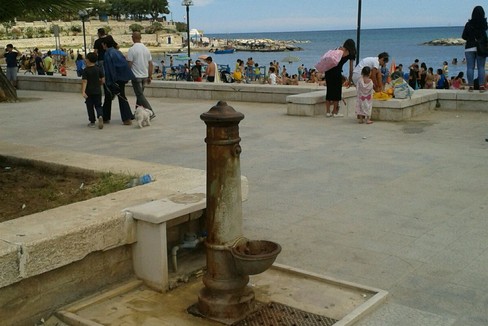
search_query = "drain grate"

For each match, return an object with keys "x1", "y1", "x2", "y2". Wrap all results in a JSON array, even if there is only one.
[{"x1": 232, "y1": 301, "x2": 338, "y2": 326}]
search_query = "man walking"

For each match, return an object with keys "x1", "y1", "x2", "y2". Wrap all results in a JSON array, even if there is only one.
[
  {"x1": 2, "y1": 44, "x2": 21, "y2": 88},
  {"x1": 93, "y1": 28, "x2": 117, "y2": 123},
  {"x1": 127, "y1": 31, "x2": 155, "y2": 119}
]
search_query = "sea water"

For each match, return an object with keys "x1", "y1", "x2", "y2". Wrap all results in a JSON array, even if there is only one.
[{"x1": 157, "y1": 26, "x2": 468, "y2": 78}]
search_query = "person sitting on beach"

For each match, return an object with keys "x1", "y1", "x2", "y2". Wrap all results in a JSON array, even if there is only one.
[
  {"x1": 391, "y1": 66, "x2": 403, "y2": 80},
  {"x1": 451, "y1": 72, "x2": 465, "y2": 89},
  {"x1": 289, "y1": 74, "x2": 299, "y2": 85},
  {"x1": 59, "y1": 64, "x2": 67, "y2": 76},
  {"x1": 424, "y1": 67, "x2": 435, "y2": 89},
  {"x1": 233, "y1": 59, "x2": 244, "y2": 83},
  {"x1": 268, "y1": 66, "x2": 281, "y2": 85},
  {"x1": 307, "y1": 69, "x2": 319, "y2": 84},
  {"x1": 352, "y1": 52, "x2": 389, "y2": 92},
  {"x1": 435, "y1": 68, "x2": 449, "y2": 89}
]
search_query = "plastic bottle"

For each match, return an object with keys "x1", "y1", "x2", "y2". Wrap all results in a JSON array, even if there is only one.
[{"x1": 126, "y1": 174, "x2": 153, "y2": 188}]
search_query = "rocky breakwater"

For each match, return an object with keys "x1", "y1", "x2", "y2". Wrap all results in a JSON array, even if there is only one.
[
  {"x1": 423, "y1": 38, "x2": 466, "y2": 46},
  {"x1": 220, "y1": 38, "x2": 306, "y2": 52}
]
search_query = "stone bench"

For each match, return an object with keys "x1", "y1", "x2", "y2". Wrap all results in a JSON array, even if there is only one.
[
  {"x1": 286, "y1": 88, "x2": 357, "y2": 116},
  {"x1": 371, "y1": 89, "x2": 438, "y2": 121},
  {"x1": 286, "y1": 91, "x2": 326, "y2": 116},
  {"x1": 286, "y1": 88, "x2": 488, "y2": 121}
]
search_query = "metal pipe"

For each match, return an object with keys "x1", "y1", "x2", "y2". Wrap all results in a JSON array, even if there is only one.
[{"x1": 356, "y1": 0, "x2": 362, "y2": 64}]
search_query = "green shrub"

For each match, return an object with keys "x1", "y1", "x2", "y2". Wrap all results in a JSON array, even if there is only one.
[
  {"x1": 129, "y1": 23, "x2": 144, "y2": 32},
  {"x1": 70, "y1": 25, "x2": 82, "y2": 33}
]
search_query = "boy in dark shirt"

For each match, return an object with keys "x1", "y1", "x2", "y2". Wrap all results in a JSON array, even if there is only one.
[{"x1": 81, "y1": 52, "x2": 105, "y2": 129}]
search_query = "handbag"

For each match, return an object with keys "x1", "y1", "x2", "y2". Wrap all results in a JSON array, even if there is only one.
[
  {"x1": 476, "y1": 33, "x2": 488, "y2": 57},
  {"x1": 314, "y1": 49, "x2": 343, "y2": 73}
]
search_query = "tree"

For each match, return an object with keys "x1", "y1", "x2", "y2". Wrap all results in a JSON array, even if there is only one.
[
  {"x1": 0, "y1": 0, "x2": 94, "y2": 22},
  {"x1": 101, "y1": 0, "x2": 169, "y2": 21},
  {"x1": 0, "y1": 0, "x2": 94, "y2": 102},
  {"x1": 147, "y1": 0, "x2": 170, "y2": 21}
]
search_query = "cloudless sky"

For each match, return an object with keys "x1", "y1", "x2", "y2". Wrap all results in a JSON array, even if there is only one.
[{"x1": 167, "y1": 0, "x2": 484, "y2": 34}]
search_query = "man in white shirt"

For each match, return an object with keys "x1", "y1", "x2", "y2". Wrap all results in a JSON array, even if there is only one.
[
  {"x1": 352, "y1": 52, "x2": 389, "y2": 92},
  {"x1": 127, "y1": 32, "x2": 155, "y2": 119}
]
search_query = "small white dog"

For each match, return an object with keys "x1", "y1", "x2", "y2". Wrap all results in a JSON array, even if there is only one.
[{"x1": 134, "y1": 106, "x2": 152, "y2": 128}]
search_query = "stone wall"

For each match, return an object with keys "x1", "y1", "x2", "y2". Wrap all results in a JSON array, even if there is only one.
[
  {"x1": 16, "y1": 75, "x2": 325, "y2": 104},
  {"x1": 0, "y1": 246, "x2": 134, "y2": 326},
  {"x1": 0, "y1": 19, "x2": 181, "y2": 50}
]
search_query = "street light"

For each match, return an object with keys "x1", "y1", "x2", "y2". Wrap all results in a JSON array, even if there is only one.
[
  {"x1": 182, "y1": 0, "x2": 193, "y2": 74},
  {"x1": 356, "y1": 0, "x2": 362, "y2": 64},
  {"x1": 78, "y1": 9, "x2": 88, "y2": 57}
]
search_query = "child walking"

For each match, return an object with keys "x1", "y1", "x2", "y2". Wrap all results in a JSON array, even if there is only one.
[
  {"x1": 81, "y1": 52, "x2": 105, "y2": 129},
  {"x1": 355, "y1": 66, "x2": 374, "y2": 124}
]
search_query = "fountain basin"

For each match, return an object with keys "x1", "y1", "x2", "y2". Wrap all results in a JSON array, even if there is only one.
[{"x1": 231, "y1": 239, "x2": 281, "y2": 275}]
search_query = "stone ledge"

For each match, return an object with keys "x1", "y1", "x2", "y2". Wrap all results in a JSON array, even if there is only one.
[
  {"x1": 287, "y1": 88, "x2": 488, "y2": 120},
  {"x1": 17, "y1": 75, "x2": 324, "y2": 104},
  {"x1": 0, "y1": 141, "x2": 209, "y2": 289}
]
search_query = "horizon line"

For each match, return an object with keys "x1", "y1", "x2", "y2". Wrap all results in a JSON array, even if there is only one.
[{"x1": 204, "y1": 25, "x2": 464, "y2": 35}]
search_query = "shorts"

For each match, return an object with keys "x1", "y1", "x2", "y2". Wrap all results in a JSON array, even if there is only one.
[
  {"x1": 6, "y1": 67, "x2": 17, "y2": 81},
  {"x1": 207, "y1": 76, "x2": 215, "y2": 82}
]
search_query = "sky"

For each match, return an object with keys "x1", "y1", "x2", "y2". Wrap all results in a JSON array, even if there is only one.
[{"x1": 167, "y1": 0, "x2": 484, "y2": 34}]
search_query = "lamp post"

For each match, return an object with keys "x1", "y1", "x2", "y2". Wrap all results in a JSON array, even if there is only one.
[
  {"x1": 182, "y1": 0, "x2": 193, "y2": 71},
  {"x1": 356, "y1": 0, "x2": 362, "y2": 64},
  {"x1": 78, "y1": 9, "x2": 88, "y2": 57}
]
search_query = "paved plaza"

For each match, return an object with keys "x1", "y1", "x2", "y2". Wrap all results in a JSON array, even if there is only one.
[{"x1": 1, "y1": 90, "x2": 488, "y2": 325}]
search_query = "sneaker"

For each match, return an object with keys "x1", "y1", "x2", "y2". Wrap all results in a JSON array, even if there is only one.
[
  {"x1": 87, "y1": 123, "x2": 96, "y2": 128},
  {"x1": 468, "y1": 86, "x2": 474, "y2": 92},
  {"x1": 123, "y1": 120, "x2": 132, "y2": 125},
  {"x1": 480, "y1": 86, "x2": 486, "y2": 93},
  {"x1": 326, "y1": 112, "x2": 332, "y2": 117},
  {"x1": 150, "y1": 112, "x2": 156, "y2": 120},
  {"x1": 332, "y1": 113, "x2": 344, "y2": 117},
  {"x1": 98, "y1": 116, "x2": 104, "y2": 129}
]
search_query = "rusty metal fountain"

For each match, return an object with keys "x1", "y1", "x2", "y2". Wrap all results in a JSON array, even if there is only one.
[{"x1": 188, "y1": 101, "x2": 281, "y2": 324}]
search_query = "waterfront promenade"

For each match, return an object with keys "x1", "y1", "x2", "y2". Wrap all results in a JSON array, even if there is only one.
[{"x1": 1, "y1": 90, "x2": 488, "y2": 325}]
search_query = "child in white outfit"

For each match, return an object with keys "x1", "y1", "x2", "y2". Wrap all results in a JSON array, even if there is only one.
[{"x1": 355, "y1": 66, "x2": 374, "y2": 124}]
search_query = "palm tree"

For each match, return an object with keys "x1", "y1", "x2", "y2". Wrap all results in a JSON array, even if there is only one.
[{"x1": 0, "y1": 0, "x2": 94, "y2": 102}]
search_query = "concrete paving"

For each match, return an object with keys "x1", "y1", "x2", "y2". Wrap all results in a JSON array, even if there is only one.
[{"x1": 1, "y1": 90, "x2": 488, "y2": 325}]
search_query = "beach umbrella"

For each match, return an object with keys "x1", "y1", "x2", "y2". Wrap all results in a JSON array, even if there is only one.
[
  {"x1": 281, "y1": 55, "x2": 300, "y2": 65},
  {"x1": 198, "y1": 54, "x2": 209, "y2": 60},
  {"x1": 51, "y1": 49, "x2": 67, "y2": 56}
]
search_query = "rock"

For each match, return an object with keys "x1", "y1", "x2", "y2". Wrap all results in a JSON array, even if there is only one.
[{"x1": 423, "y1": 38, "x2": 466, "y2": 46}]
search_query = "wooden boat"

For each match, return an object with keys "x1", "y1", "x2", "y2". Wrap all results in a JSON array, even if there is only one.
[{"x1": 213, "y1": 48, "x2": 236, "y2": 54}]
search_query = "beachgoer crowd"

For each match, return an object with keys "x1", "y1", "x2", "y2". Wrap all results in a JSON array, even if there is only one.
[{"x1": 3, "y1": 4, "x2": 487, "y2": 132}]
